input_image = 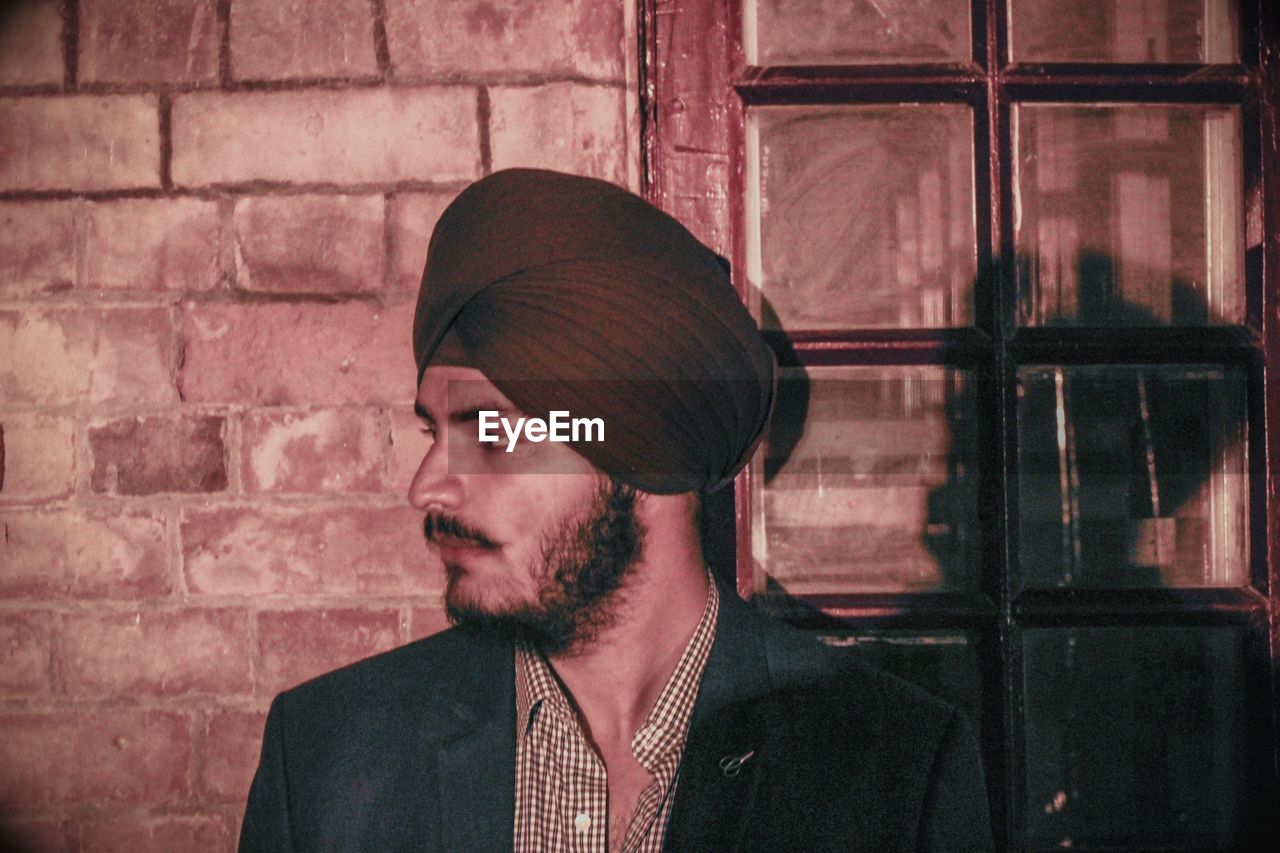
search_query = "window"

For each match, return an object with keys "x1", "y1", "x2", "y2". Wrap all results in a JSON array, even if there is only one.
[{"x1": 643, "y1": 0, "x2": 1278, "y2": 847}]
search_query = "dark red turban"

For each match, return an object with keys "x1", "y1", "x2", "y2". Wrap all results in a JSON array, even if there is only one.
[{"x1": 412, "y1": 169, "x2": 775, "y2": 494}]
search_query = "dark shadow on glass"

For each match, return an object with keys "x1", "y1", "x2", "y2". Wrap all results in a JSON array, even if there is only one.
[
  {"x1": 701, "y1": 295, "x2": 808, "y2": 591},
  {"x1": 749, "y1": 251, "x2": 1252, "y2": 849},
  {"x1": 1010, "y1": 251, "x2": 1247, "y2": 589},
  {"x1": 758, "y1": 296, "x2": 810, "y2": 483}
]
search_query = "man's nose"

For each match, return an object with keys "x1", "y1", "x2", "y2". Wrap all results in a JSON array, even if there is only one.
[{"x1": 407, "y1": 439, "x2": 463, "y2": 512}]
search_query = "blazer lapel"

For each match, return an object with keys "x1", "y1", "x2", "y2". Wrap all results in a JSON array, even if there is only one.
[
  {"x1": 663, "y1": 695, "x2": 770, "y2": 851},
  {"x1": 662, "y1": 587, "x2": 776, "y2": 851},
  {"x1": 435, "y1": 637, "x2": 517, "y2": 853}
]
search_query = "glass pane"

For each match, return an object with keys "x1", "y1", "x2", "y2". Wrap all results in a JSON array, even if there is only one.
[
  {"x1": 752, "y1": 366, "x2": 978, "y2": 594},
  {"x1": 747, "y1": 105, "x2": 976, "y2": 330},
  {"x1": 1017, "y1": 365, "x2": 1248, "y2": 588},
  {"x1": 744, "y1": 0, "x2": 971, "y2": 65},
  {"x1": 1023, "y1": 627, "x2": 1250, "y2": 849},
  {"x1": 1015, "y1": 104, "x2": 1244, "y2": 326},
  {"x1": 1009, "y1": 0, "x2": 1239, "y2": 63},
  {"x1": 815, "y1": 630, "x2": 982, "y2": 718}
]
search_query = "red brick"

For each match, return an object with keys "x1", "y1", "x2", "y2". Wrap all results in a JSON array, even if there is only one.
[
  {"x1": 62, "y1": 609, "x2": 252, "y2": 698},
  {"x1": 79, "y1": 0, "x2": 219, "y2": 84},
  {"x1": 0, "y1": 201, "x2": 76, "y2": 296},
  {"x1": 390, "y1": 191, "x2": 456, "y2": 292},
  {"x1": 0, "y1": 0, "x2": 64, "y2": 86},
  {"x1": 182, "y1": 505, "x2": 440, "y2": 597},
  {"x1": 388, "y1": 405, "x2": 428, "y2": 493},
  {"x1": 0, "y1": 710, "x2": 190, "y2": 807},
  {"x1": 231, "y1": 0, "x2": 377, "y2": 80},
  {"x1": 385, "y1": 0, "x2": 624, "y2": 80},
  {"x1": 151, "y1": 815, "x2": 235, "y2": 852},
  {"x1": 85, "y1": 198, "x2": 221, "y2": 292},
  {"x1": 0, "y1": 414, "x2": 74, "y2": 503},
  {"x1": 76, "y1": 819, "x2": 149, "y2": 853},
  {"x1": 0, "y1": 307, "x2": 177, "y2": 406},
  {"x1": 256, "y1": 608, "x2": 402, "y2": 695},
  {"x1": 200, "y1": 709, "x2": 267, "y2": 802},
  {"x1": 177, "y1": 301, "x2": 415, "y2": 405},
  {"x1": 0, "y1": 611, "x2": 53, "y2": 696},
  {"x1": 0, "y1": 96, "x2": 160, "y2": 191},
  {"x1": 0, "y1": 509, "x2": 170, "y2": 599},
  {"x1": 78, "y1": 814, "x2": 234, "y2": 853},
  {"x1": 171, "y1": 89, "x2": 480, "y2": 187},
  {"x1": 489, "y1": 84, "x2": 628, "y2": 184},
  {"x1": 89, "y1": 413, "x2": 226, "y2": 495},
  {"x1": 233, "y1": 194, "x2": 384, "y2": 294},
  {"x1": 409, "y1": 605, "x2": 449, "y2": 641},
  {"x1": 240, "y1": 408, "x2": 385, "y2": 493}
]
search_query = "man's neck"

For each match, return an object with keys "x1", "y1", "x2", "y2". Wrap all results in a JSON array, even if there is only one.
[{"x1": 547, "y1": 547, "x2": 711, "y2": 749}]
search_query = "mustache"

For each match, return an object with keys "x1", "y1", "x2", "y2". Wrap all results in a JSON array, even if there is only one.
[{"x1": 423, "y1": 514, "x2": 500, "y2": 550}]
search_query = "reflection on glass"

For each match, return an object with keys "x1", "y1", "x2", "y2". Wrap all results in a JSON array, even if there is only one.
[
  {"x1": 1009, "y1": 0, "x2": 1239, "y2": 63},
  {"x1": 747, "y1": 105, "x2": 976, "y2": 329},
  {"x1": 1015, "y1": 104, "x2": 1243, "y2": 326},
  {"x1": 815, "y1": 630, "x2": 982, "y2": 717},
  {"x1": 752, "y1": 366, "x2": 977, "y2": 594},
  {"x1": 744, "y1": 0, "x2": 970, "y2": 65},
  {"x1": 1023, "y1": 627, "x2": 1249, "y2": 849},
  {"x1": 1017, "y1": 365, "x2": 1248, "y2": 588}
]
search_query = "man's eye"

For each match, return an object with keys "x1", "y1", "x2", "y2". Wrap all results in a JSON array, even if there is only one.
[{"x1": 418, "y1": 425, "x2": 436, "y2": 439}]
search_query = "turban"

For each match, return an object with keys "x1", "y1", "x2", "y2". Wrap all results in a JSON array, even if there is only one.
[{"x1": 413, "y1": 169, "x2": 775, "y2": 494}]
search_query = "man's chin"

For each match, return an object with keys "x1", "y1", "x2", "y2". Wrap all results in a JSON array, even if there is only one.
[
  {"x1": 443, "y1": 583, "x2": 586, "y2": 655},
  {"x1": 445, "y1": 598, "x2": 560, "y2": 648},
  {"x1": 444, "y1": 573, "x2": 528, "y2": 626},
  {"x1": 443, "y1": 568, "x2": 522, "y2": 619}
]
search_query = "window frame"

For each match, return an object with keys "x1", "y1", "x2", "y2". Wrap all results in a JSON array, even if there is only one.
[{"x1": 640, "y1": 0, "x2": 1280, "y2": 847}]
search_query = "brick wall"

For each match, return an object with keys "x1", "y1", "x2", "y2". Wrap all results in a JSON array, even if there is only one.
[{"x1": 0, "y1": 1, "x2": 639, "y2": 849}]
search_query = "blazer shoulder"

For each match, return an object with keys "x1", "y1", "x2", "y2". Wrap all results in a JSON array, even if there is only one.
[
  {"x1": 739, "y1": 600, "x2": 967, "y2": 764},
  {"x1": 274, "y1": 623, "x2": 508, "y2": 720},
  {"x1": 244, "y1": 626, "x2": 515, "y2": 851},
  {"x1": 683, "y1": 600, "x2": 990, "y2": 850},
  {"x1": 767, "y1": 640, "x2": 959, "y2": 735},
  {"x1": 750, "y1": 601, "x2": 959, "y2": 726}
]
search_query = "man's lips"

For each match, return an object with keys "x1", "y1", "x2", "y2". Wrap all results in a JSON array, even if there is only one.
[{"x1": 427, "y1": 534, "x2": 496, "y2": 560}]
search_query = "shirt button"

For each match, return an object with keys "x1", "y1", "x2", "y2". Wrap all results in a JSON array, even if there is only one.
[{"x1": 574, "y1": 813, "x2": 591, "y2": 833}]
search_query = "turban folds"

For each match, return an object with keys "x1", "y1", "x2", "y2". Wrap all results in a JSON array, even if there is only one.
[{"x1": 413, "y1": 169, "x2": 775, "y2": 494}]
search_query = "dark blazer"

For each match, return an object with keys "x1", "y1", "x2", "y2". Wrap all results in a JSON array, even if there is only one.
[{"x1": 239, "y1": 587, "x2": 993, "y2": 851}]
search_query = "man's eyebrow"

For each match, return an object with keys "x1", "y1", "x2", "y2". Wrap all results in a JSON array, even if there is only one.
[
  {"x1": 449, "y1": 404, "x2": 516, "y2": 424},
  {"x1": 413, "y1": 402, "x2": 435, "y2": 424}
]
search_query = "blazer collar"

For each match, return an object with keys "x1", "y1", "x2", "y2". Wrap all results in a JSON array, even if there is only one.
[{"x1": 661, "y1": 583, "x2": 791, "y2": 851}]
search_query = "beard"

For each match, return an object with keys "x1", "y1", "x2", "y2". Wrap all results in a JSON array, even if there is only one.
[{"x1": 437, "y1": 477, "x2": 643, "y2": 656}]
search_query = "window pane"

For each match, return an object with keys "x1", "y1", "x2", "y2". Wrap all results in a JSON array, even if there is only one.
[
  {"x1": 815, "y1": 630, "x2": 983, "y2": 719},
  {"x1": 747, "y1": 105, "x2": 976, "y2": 330},
  {"x1": 1009, "y1": 0, "x2": 1239, "y2": 63},
  {"x1": 1017, "y1": 365, "x2": 1248, "y2": 588},
  {"x1": 752, "y1": 366, "x2": 978, "y2": 594},
  {"x1": 1014, "y1": 104, "x2": 1244, "y2": 326},
  {"x1": 1023, "y1": 627, "x2": 1250, "y2": 849},
  {"x1": 744, "y1": 0, "x2": 971, "y2": 65}
]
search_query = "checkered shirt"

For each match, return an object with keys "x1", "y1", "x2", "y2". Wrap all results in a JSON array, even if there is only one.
[{"x1": 512, "y1": 578, "x2": 720, "y2": 853}]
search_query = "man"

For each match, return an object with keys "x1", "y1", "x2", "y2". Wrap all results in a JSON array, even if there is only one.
[{"x1": 239, "y1": 169, "x2": 992, "y2": 851}]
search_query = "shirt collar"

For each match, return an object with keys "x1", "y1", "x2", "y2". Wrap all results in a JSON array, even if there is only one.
[{"x1": 514, "y1": 634, "x2": 566, "y2": 742}]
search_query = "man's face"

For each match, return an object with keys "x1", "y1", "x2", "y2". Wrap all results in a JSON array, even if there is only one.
[{"x1": 408, "y1": 365, "x2": 643, "y2": 654}]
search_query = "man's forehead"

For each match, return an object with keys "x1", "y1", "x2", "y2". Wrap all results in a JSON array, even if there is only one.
[{"x1": 415, "y1": 365, "x2": 513, "y2": 416}]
